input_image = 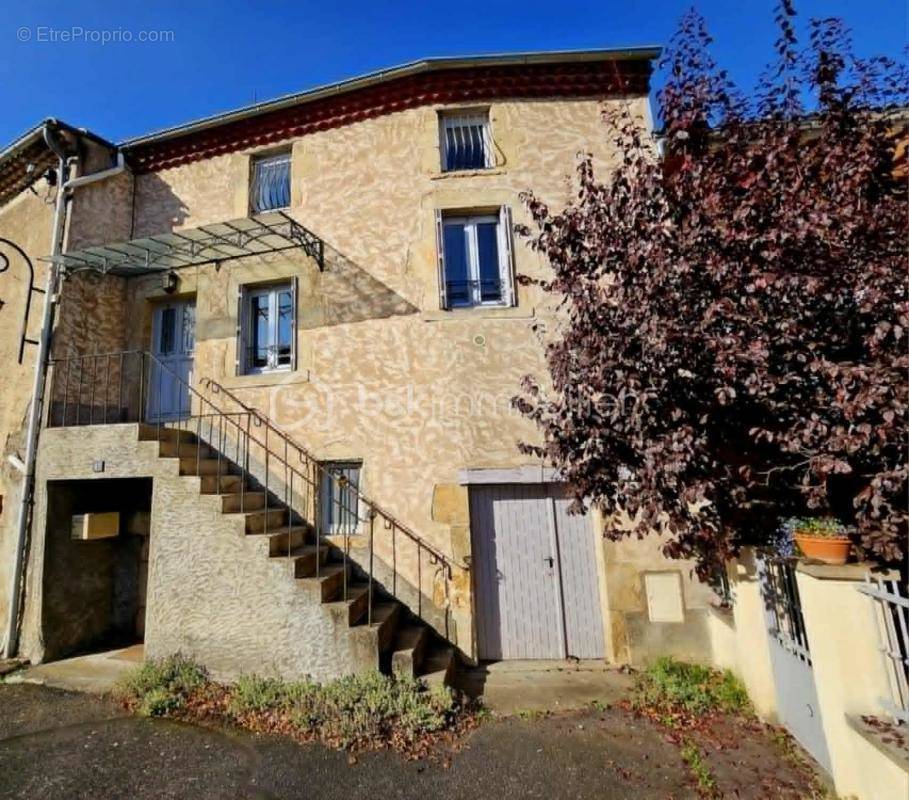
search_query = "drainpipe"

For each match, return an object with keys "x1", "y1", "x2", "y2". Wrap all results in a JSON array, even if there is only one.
[{"x1": 1, "y1": 125, "x2": 126, "y2": 659}]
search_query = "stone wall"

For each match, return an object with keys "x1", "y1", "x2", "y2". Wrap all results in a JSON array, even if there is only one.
[
  {"x1": 0, "y1": 183, "x2": 55, "y2": 643},
  {"x1": 598, "y1": 528, "x2": 719, "y2": 665}
]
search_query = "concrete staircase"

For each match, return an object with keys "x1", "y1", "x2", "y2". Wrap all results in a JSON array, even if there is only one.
[{"x1": 138, "y1": 423, "x2": 457, "y2": 687}]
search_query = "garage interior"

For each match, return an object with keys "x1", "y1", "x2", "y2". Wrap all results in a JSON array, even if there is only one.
[{"x1": 41, "y1": 478, "x2": 152, "y2": 661}]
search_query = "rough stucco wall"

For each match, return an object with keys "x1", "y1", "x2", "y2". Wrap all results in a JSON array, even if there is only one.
[
  {"x1": 601, "y1": 531, "x2": 718, "y2": 666},
  {"x1": 0, "y1": 184, "x2": 55, "y2": 643},
  {"x1": 66, "y1": 169, "x2": 134, "y2": 251},
  {"x1": 133, "y1": 152, "x2": 247, "y2": 236},
  {"x1": 23, "y1": 425, "x2": 387, "y2": 681}
]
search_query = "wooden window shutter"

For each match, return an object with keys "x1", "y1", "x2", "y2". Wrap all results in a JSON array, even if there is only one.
[
  {"x1": 500, "y1": 205, "x2": 517, "y2": 307},
  {"x1": 291, "y1": 275, "x2": 299, "y2": 372},
  {"x1": 434, "y1": 209, "x2": 448, "y2": 310},
  {"x1": 235, "y1": 285, "x2": 245, "y2": 376}
]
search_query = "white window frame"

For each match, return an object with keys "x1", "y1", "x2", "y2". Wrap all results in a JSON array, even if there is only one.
[
  {"x1": 439, "y1": 110, "x2": 493, "y2": 172},
  {"x1": 320, "y1": 461, "x2": 363, "y2": 535},
  {"x1": 238, "y1": 281, "x2": 296, "y2": 375},
  {"x1": 250, "y1": 151, "x2": 291, "y2": 214},
  {"x1": 436, "y1": 207, "x2": 515, "y2": 310}
]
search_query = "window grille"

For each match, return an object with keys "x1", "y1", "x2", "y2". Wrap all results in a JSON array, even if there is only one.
[
  {"x1": 322, "y1": 462, "x2": 362, "y2": 535},
  {"x1": 440, "y1": 112, "x2": 492, "y2": 172},
  {"x1": 250, "y1": 153, "x2": 291, "y2": 213}
]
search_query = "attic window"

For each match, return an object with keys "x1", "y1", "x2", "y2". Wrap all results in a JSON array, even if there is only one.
[
  {"x1": 439, "y1": 111, "x2": 492, "y2": 172},
  {"x1": 250, "y1": 152, "x2": 291, "y2": 213}
]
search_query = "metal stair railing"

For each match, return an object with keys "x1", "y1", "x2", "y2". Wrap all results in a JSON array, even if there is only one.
[
  {"x1": 45, "y1": 349, "x2": 465, "y2": 640},
  {"x1": 199, "y1": 377, "x2": 465, "y2": 638}
]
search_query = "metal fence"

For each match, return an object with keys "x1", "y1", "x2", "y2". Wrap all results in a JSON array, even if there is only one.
[
  {"x1": 760, "y1": 555, "x2": 813, "y2": 665},
  {"x1": 859, "y1": 575, "x2": 909, "y2": 724}
]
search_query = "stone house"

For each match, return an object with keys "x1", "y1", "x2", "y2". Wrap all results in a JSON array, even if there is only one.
[{"x1": 0, "y1": 48, "x2": 724, "y2": 684}]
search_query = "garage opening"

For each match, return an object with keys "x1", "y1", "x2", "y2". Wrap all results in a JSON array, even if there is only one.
[
  {"x1": 469, "y1": 483, "x2": 606, "y2": 661},
  {"x1": 41, "y1": 478, "x2": 152, "y2": 661}
]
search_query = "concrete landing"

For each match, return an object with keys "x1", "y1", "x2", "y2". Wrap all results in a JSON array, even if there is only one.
[
  {"x1": 5, "y1": 644, "x2": 143, "y2": 694},
  {"x1": 455, "y1": 660, "x2": 635, "y2": 714}
]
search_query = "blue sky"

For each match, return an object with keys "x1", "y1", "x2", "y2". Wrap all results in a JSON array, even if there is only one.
[{"x1": 1, "y1": 1, "x2": 905, "y2": 146}]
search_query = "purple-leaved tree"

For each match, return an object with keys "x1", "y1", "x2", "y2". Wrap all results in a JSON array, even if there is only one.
[{"x1": 514, "y1": 2, "x2": 908, "y2": 582}]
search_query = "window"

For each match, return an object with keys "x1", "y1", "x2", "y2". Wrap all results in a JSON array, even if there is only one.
[
  {"x1": 239, "y1": 282, "x2": 295, "y2": 374},
  {"x1": 436, "y1": 208, "x2": 515, "y2": 309},
  {"x1": 321, "y1": 461, "x2": 362, "y2": 534},
  {"x1": 250, "y1": 152, "x2": 291, "y2": 213},
  {"x1": 439, "y1": 111, "x2": 492, "y2": 172}
]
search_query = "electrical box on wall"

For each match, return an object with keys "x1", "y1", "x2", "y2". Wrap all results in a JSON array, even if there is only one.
[
  {"x1": 644, "y1": 571, "x2": 686, "y2": 623},
  {"x1": 71, "y1": 512, "x2": 120, "y2": 541}
]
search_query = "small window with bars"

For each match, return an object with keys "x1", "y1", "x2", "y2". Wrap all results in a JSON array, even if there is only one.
[
  {"x1": 321, "y1": 461, "x2": 362, "y2": 535},
  {"x1": 439, "y1": 111, "x2": 492, "y2": 172},
  {"x1": 250, "y1": 152, "x2": 291, "y2": 213}
]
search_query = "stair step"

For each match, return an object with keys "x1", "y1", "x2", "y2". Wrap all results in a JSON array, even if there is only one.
[
  {"x1": 366, "y1": 602, "x2": 401, "y2": 651},
  {"x1": 159, "y1": 440, "x2": 213, "y2": 460},
  {"x1": 299, "y1": 562, "x2": 349, "y2": 602},
  {"x1": 138, "y1": 424, "x2": 196, "y2": 444},
  {"x1": 325, "y1": 582, "x2": 370, "y2": 626},
  {"x1": 221, "y1": 492, "x2": 267, "y2": 513},
  {"x1": 419, "y1": 644, "x2": 456, "y2": 689},
  {"x1": 179, "y1": 457, "x2": 232, "y2": 476},
  {"x1": 243, "y1": 507, "x2": 288, "y2": 534},
  {"x1": 258, "y1": 526, "x2": 309, "y2": 557},
  {"x1": 391, "y1": 624, "x2": 429, "y2": 678},
  {"x1": 199, "y1": 474, "x2": 244, "y2": 494},
  {"x1": 281, "y1": 544, "x2": 330, "y2": 577}
]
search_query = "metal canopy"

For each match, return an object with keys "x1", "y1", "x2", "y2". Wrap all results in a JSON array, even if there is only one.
[{"x1": 44, "y1": 211, "x2": 324, "y2": 275}]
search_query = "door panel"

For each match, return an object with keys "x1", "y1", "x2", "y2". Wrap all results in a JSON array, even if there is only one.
[
  {"x1": 470, "y1": 484, "x2": 565, "y2": 660},
  {"x1": 757, "y1": 556, "x2": 832, "y2": 774},
  {"x1": 552, "y1": 489, "x2": 606, "y2": 659},
  {"x1": 148, "y1": 301, "x2": 195, "y2": 420}
]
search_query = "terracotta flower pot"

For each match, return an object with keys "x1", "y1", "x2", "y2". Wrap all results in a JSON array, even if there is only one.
[{"x1": 795, "y1": 533, "x2": 851, "y2": 565}]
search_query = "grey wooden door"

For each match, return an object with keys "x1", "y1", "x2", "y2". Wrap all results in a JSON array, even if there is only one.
[
  {"x1": 552, "y1": 487, "x2": 606, "y2": 659},
  {"x1": 470, "y1": 484, "x2": 605, "y2": 660}
]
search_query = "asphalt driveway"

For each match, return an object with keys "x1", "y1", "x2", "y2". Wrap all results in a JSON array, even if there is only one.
[{"x1": 0, "y1": 683, "x2": 818, "y2": 799}]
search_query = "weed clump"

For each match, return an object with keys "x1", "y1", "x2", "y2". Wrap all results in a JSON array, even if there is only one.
[
  {"x1": 115, "y1": 653, "x2": 208, "y2": 717},
  {"x1": 631, "y1": 657, "x2": 750, "y2": 722}
]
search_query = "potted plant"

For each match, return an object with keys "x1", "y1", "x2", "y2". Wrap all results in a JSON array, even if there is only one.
[{"x1": 780, "y1": 517, "x2": 852, "y2": 565}]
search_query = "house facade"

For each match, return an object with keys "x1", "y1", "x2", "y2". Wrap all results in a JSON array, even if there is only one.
[{"x1": 0, "y1": 49, "x2": 723, "y2": 684}]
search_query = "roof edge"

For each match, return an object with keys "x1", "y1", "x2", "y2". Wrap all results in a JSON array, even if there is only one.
[{"x1": 120, "y1": 47, "x2": 661, "y2": 149}]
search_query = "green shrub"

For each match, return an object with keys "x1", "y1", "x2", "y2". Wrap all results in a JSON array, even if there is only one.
[
  {"x1": 632, "y1": 657, "x2": 750, "y2": 717},
  {"x1": 138, "y1": 687, "x2": 182, "y2": 717},
  {"x1": 115, "y1": 654, "x2": 208, "y2": 717},
  {"x1": 282, "y1": 671, "x2": 458, "y2": 747},
  {"x1": 229, "y1": 674, "x2": 317, "y2": 715}
]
